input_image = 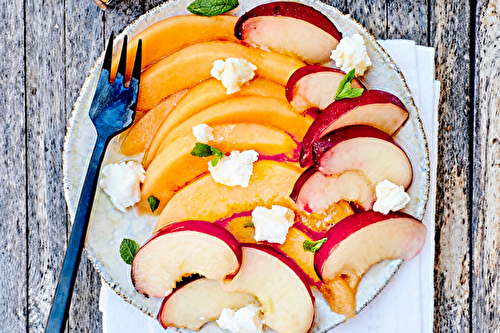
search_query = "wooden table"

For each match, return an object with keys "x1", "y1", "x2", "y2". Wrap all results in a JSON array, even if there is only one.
[{"x1": 1, "y1": 0, "x2": 491, "y2": 331}]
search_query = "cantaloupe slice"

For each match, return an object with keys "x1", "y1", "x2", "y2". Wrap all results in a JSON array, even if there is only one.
[
  {"x1": 154, "y1": 160, "x2": 302, "y2": 231},
  {"x1": 142, "y1": 123, "x2": 297, "y2": 211},
  {"x1": 157, "y1": 96, "x2": 313, "y2": 150},
  {"x1": 146, "y1": 77, "x2": 286, "y2": 165},
  {"x1": 111, "y1": 15, "x2": 239, "y2": 79},
  {"x1": 120, "y1": 89, "x2": 188, "y2": 156},
  {"x1": 137, "y1": 41, "x2": 304, "y2": 110}
]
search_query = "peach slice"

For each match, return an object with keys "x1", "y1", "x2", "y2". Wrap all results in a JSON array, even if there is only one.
[
  {"x1": 315, "y1": 211, "x2": 426, "y2": 281},
  {"x1": 132, "y1": 221, "x2": 242, "y2": 298},
  {"x1": 111, "y1": 15, "x2": 238, "y2": 79},
  {"x1": 146, "y1": 77, "x2": 287, "y2": 165},
  {"x1": 319, "y1": 276, "x2": 358, "y2": 320},
  {"x1": 235, "y1": 2, "x2": 342, "y2": 64},
  {"x1": 158, "y1": 278, "x2": 256, "y2": 330},
  {"x1": 158, "y1": 96, "x2": 313, "y2": 148},
  {"x1": 142, "y1": 123, "x2": 297, "y2": 211},
  {"x1": 291, "y1": 167, "x2": 375, "y2": 213},
  {"x1": 313, "y1": 125, "x2": 413, "y2": 189},
  {"x1": 285, "y1": 66, "x2": 364, "y2": 112},
  {"x1": 137, "y1": 41, "x2": 304, "y2": 110},
  {"x1": 300, "y1": 90, "x2": 409, "y2": 167},
  {"x1": 154, "y1": 160, "x2": 302, "y2": 231},
  {"x1": 120, "y1": 89, "x2": 188, "y2": 156},
  {"x1": 222, "y1": 244, "x2": 314, "y2": 333}
]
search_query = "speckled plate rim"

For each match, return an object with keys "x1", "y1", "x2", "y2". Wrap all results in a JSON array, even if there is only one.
[{"x1": 62, "y1": 0, "x2": 430, "y2": 331}]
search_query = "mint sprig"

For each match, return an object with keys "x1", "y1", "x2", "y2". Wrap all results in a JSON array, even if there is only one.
[
  {"x1": 148, "y1": 195, "x2": 160, "y2": 213},
  {"x1": 187, "y1": 0, "x2": 239, "y2": 17},
  {"x1": 120, "y1": 238, "x2": 140, "y2": 265},
  {"x1": 334, "y1": 68, "x2": 364, "y2": 101},
  {"x1": 303, "y1": 238, "x2": 328, "y2": 253},
  {"x1": 244, "y1": 220, "x2": 254, "y2": 228},
  {"x1": 190, "y1": 142, "x2": 226, "y2": 167}
]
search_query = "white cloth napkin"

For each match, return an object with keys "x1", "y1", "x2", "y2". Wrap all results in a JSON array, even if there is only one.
[{"x1": 99, "y1": 40, "x2": 439, "y2": 333}]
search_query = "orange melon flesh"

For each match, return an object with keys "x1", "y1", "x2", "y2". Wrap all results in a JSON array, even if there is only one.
[
  {"x1": 142, "y1": 123, "x2": 297, "y2": 211},
  {"x1": 154, "y1": 160, "x2": 302, "y2": 232},
  {"x1": 158, "y1": 96, "x2": 313, "y2": 150},
  {"x1": 278, "y1": 227, "x2": 320, "y2": 284},
  {"x1": 111, "y1": 15, "x2": 238, "y2": 79},
  {"x1": 137, "y1": 41, "x2": 305, "y2": 110},
  {"x1": 146, "y1": 77, "x2": 286, "y2": 165},
  {"x1": 120, "y1": 89, "x2": 188, "y2": 156},
  {"x1": 299, "y1": 201, "x2": 354, "y2": 234},
  {"x1": 223, "y1": 216, "x2": 256, "y2": 244}
]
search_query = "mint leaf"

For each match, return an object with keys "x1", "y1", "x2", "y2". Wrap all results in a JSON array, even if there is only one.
[
  {"x1": 191, "y1": 142, "x2": 213, "y2": 157},
  {"x1": 191, "y1": 142, "x2": 226, "y2": 167},
  {"x1": 148, "y1": 195, "x2": 160, "y2": 213},
  {"x1": 244, "y1": 220, "x2": 254, "y2": 228},
  {"x1": 187, "y1": 0, "x2": 238, "y2": 17},
  {"x1": 303, "y1": 238, "x2": 328, "y2": 253},
  {"x1": 120, "y1": 238, "x2": 140, "y2": 265},
  {"x1": 334, "y1": 68, "x2": 364, "y2": 101}
]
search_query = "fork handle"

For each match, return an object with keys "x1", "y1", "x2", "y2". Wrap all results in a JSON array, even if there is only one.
[{"x1": 44, "y1": 135, "x2": 108, "y2": 333}]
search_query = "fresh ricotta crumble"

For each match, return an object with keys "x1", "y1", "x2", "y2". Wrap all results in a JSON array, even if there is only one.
[
  {"x1": 216, "y1": 303, "x2": 264, "y2": 333},
  {"x1": 208, "y1": 150, "x2": 259, "y2": 187},
  {"x1": 192, "y1": 123, "x2": 214, "y2": 143},
  {"x1": 252, "y1": 205, "x2": 295, "y2": 244},
  {"x1": 373, "y1": 179, "x2": 410, "y2": 214},
  {"x1": 330, "y1": 33, "x2": 372, "y2": 76},
  {"x1": 210, "y1": 58, "x2": 257, "y2": 94},
  {"x1": 99, "y1": 161, "x2": 145, "y2": 212}
]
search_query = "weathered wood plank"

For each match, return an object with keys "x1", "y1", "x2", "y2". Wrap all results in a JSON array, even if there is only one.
[
  {"x1": 472, "y1": 1, "x2": 500, "y2": 331},
  {"x1": 24, "y1": 0, "x2": 68, "y2": 331},
  {"x1": 387, "y1": 0, "x2": 428, "y2": 46},
  {"x1": 431, "y1": 0, "x2": 471, "y2": 331},
  {"x1": 63, "y1": 1, "x2": 105, "y2": 332},
  {"x1": 0, "y1": 0, "x2": 27, "y2": 332},
  {"x1": 346, "y1": 0, "x2": 386, "y2": 38}
]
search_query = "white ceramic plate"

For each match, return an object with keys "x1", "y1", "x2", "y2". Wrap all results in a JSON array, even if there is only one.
[{"x1": 63, "y1": 0, "x2": 429, "y2": 331}]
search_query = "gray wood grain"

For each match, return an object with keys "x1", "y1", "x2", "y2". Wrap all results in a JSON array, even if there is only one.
[
  {"x1": 24, "y1": 0, "x2": 69, "y2": 330},
  {"x1": 0, "y1": 0, "x2": 27, "y2": 331},
  {"x1": 431, "y1": 0, "x2": 472, "y2": 331},
  {"x1": 346, "y1": 0, "x2": 386, "y2": 39},
  {"x1": 387, "y1": 0, "x2": 428, "y2": 46},
  {"x1": 64, "y1": 0, "x2": 105, "y2": 332},
  {"x1": 472, "y1": 0, "x2": 500, "y2": 331}
]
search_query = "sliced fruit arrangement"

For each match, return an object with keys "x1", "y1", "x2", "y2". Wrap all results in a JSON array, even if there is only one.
[
  {"x1": 286, "y1": 65, "x2": 364, "y2": 112},
  {"x1": 99, "y1": 1, "x2": 428, "y2": 330},
  {"x1": 235, "y1": 2, "x2": 342, "y2": 64}
]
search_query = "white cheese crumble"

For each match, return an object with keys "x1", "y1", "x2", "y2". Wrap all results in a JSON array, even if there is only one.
[
  {"x1": 330, "y1": 33, "x2": 372, "y2": 76},
  {"x1": 208, "y1": 150, "x2": 259, "y2": 187},
  {"x1": 373, "y1": 179, "x2": 410, "y2": 214},
  {"x1": 252, "y1": 205, "x2": 295, "y2": 244},
  {"x1": 99, "y1": 161, "x2": 145, "y2": 212},
  {"x1": 210, "y1": 58, "x2": 257, "y2": 94},
  {"x1": 192, "y1": 123, "x2": 214, "y2": 143},
  {"x1": 216, "y1": 303, "x2": 264, "y2": 333}
]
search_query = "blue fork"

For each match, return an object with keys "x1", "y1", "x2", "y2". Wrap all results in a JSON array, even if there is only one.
[{"x1": 44, "y1": 33, "x2": 142, "y2": 333}]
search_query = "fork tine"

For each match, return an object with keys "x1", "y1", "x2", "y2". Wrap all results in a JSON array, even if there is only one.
[
  {"x1": 103, "y1": 31, "x2": 114, "y2": 73},
  {"x1": 117, "y1": 35, "x2": 128, "y2": 77},
  {"x1": 131, "y1": 39, "x2": 142, "y2": 82}
]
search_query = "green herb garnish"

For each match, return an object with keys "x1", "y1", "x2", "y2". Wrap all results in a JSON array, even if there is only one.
[
  {"x1": 190, "y1": 142, "x2": 226, "y2": 167},
  {"x1": 187, "y1": 0, "x2": 239, "y2": 17},
  {"x1": 120, "y1": 238, "x2": 140, "y2": 265},
  {"x1": 244, "y1": 220, "x2": 254, "y2": 228},
  {"x1": 303, "y1": 238, "x2": 328, "y2": 253},
  {"x1": 148, "y1": 195, "x2": 160, "y2": 213},
  {"x1": 334, "y1": 68, "x2": 364, "y2": 101}
]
